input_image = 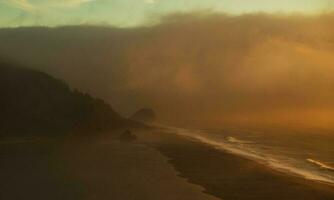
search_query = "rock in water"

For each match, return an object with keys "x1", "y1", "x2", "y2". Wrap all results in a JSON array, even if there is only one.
[
  {"x1": 120, "y1": 130, "x2": 137, "y2": 142},
  {"x1": 130, "y1": 108, "x2": 156, "y2": 123}
]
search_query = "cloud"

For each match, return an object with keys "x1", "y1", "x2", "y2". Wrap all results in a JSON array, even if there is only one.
[
  {"x1": 4, "y1": 0, "x2": 96, "y2": 11},
  {"x1": 145, "y1": 0, "x2": 157, "y2": 4},
  {"x1": 2, "y1": 0, "x2": 99, "y2": 26},
  {"x1": 4, "y1": 0, "x2": 36, "y2": 12},
  {"x1": 1, "y1": 12, "x2": 334, "y2": 128},
  {"x1": 47, "y1": 0, "x2": 97, "y2": 8}
]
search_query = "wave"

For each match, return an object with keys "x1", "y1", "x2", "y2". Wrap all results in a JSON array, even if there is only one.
[
  {"x1": 226, "y1": 136, "x2": 253, "y2": 144},
  {"x1": 164, "y1": 127, "x2": 334, "y2": 186},
  {"x1": 307, "y1": 159, "x2": 334, "y2": 171}
]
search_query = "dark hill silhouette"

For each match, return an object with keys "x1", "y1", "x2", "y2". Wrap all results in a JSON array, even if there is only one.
[
  {"x1": 0, "y1": 60, "x2": 139, "y2": 137},
  {"x1": 130, "y1": 108, "x2": 156, "y2": 123}
]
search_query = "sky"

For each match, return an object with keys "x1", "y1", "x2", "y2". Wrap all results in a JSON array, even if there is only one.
[
  {"x1": 1, "y1": 1, "x2": 334, "y2": 129},
  {"x1": 1, "y1": 12, "x2": 334, "y2": 129},
  {"x1": 0, "y1": 0, "x2": 333, "y2": 27}
]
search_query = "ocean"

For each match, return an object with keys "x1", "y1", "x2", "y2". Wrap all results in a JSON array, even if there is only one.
[{"x1": 167, "y1": 126, "x2": 334, "y2": 186}]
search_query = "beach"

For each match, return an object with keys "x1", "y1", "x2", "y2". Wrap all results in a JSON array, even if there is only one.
[
  {"x1": 139, "y1": 128, "x2": 334, "y2": 200},
  {"x1": 1, "y1": 128, "x2": 334, "y2": 200},
  {"x1": 0, "y1": 131, "x2": 218, "y2": 200}
]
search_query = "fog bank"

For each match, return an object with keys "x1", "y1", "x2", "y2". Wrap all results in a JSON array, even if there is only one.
[{"x1": 1, "y1": 13, "x2": 334, "y2": 128}]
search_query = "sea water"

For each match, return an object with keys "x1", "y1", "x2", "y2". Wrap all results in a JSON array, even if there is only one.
[{"x1": 166, "y1": 126, "x2": 334, "y2": 186}]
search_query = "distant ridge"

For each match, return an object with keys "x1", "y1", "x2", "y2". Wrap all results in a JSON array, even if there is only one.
[{"x1": 0, "y1": 60, "x2": 140, "y2": 137}]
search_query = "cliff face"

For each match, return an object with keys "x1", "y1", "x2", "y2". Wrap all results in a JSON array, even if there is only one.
[{"x1": 0, "y1": 60, "x2": 136, "y2": 137}]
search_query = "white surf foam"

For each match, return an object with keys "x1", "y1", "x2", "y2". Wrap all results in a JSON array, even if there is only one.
[
  {"x1": 226, "y1": 136, "x2": 253, "y2": 144},
  {"x1": 307, "y1": 159, "x2": 334, "y2": 171},
  {"x1": 164, "y1": 127, "x2": 334, "y2": 186}
]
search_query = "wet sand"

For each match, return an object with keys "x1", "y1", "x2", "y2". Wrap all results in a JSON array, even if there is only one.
[
  {"x1": 0, "y1": 131, "x2": 218, "y2": 200},
  {"x1": 139, "y1": 129, "x2": 334, "y2": 200},
  {"x1": 1, "y1": 129, "x2": 334, "y2": 200}
]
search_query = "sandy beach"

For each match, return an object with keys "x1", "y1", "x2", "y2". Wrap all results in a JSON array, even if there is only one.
[
  {"x1": 1, "y1": 128, "x2": 334, "y2": 200},
  {"x1": 0, "y1": 130, "x2": 218, "y2": 200},
  {"x1": 138, "y1": 128, "x2": 334, "y2": 200}
]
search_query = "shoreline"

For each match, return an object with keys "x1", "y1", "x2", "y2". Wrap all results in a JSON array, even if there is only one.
[
  {"x1": 141, "y1": 129, "x2": 334, "y2": 200},
  {"x1": 1, "y1": 129, "x2": 333, "y2": 200},
  {"x1": 0, "y1": 131, "x2": 221, "y2": 200}
]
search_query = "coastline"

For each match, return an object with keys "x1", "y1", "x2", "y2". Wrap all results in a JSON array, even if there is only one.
[
  {"x1": 139, "y1": 129, "x2": 334, "y2": 200},
  {"x1": 1, "y1": 129, "x2": 334, "y2": 200},
  {"x1": 0, "y1": 131, "x2": 220, "y2": 200}
]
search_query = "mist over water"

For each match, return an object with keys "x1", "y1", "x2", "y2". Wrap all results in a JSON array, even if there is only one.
[
  {"x1": 167, "y1": 126, "x2": 334, "y2": 185},
  {"x1": 2, "y1": 13, "x2": 334, "y2": 129}
]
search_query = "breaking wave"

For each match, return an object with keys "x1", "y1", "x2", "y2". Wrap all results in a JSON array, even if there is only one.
[
  {"x1": 164, "y1": 127, "x2": 334, "y2": 186},
  {"x1": 307, "y1": 159, "x2": 334, "y2": 171}
]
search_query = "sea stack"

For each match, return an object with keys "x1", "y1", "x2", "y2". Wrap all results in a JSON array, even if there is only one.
[{"x1": 130, "y1": 108, "x2": 156, "y2": 124}]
